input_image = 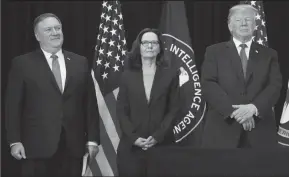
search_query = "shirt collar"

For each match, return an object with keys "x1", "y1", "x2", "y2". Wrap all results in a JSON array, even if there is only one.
[
  {"x1": 232, "y1": 37, "x2": 253, "y2": 49},
  {"x1": 41, "y1": 48, "x2": 63, "y2": 60}
]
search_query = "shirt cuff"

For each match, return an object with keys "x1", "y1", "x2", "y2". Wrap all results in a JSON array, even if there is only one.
[
  {"x1": 86, "y1": 141, "x2": 98, "y2": 146},
  {"x1": 252, "y1": 104, "x2": 259, "y2": 116},
  {"x1": 10, "y1": 142, "x2": 21, "y2": 147}
]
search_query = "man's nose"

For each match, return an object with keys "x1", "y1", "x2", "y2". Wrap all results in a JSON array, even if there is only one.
[
  {"x1": 51, "y1": 28, "x2": 58, "y2": 35},
  {"x1": 241, "y1": 19, "x2": 247, "y2": 25}
]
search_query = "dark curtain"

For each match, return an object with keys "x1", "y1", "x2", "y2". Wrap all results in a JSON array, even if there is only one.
[{"x1": 2, "y1": 1, "x2": 289, "y2": 176}]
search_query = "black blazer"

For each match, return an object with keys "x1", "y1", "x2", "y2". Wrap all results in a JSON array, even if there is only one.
[
  {"x1": 5, "y1": 49, "x2": 100, "y2": 158},
  {"x1": 116, "y1": 65, "x2": 180, "y2": 151},
  {"x1": 201, "y1": 40, "x2": 282, "y2": 148}
]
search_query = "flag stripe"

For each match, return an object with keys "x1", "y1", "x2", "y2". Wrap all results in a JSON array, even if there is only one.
[
  {"x1": 95, "y1": 145, "x2": 115, "y2": 176},
  {"x1": 92, "y1": 70, "x2": 120, "y2": 152},
  {"x1": 91, "y1": 70, "x2": 120, "y2": 176},
  {"x1": 85, "y1": 146, "x2": 113, "y2": 176},
  {"x1": 86, "y1": 157, "x2": 102, "y2": 176},
  {"x1": 99, "y1": 114, "x2": 118, "y2": 175},
  {"x1": 104, "y1": 91, "x2": 122, "y2": 136}
]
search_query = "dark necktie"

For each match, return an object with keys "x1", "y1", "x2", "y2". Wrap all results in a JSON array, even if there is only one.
[
  {"x1": 51, "y1": 54, "x2": 63, "y2": 92},
  {"x1": 239, "y1": 43, "x2": 248, "y2": 79}
]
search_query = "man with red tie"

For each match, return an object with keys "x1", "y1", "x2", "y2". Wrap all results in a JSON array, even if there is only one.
[
  {"x1": 201, "y1": 4, "x2": 282, "y2": 148},
  {"x1": 5, "y1": 13, "x2": 100, "y2": 176}
]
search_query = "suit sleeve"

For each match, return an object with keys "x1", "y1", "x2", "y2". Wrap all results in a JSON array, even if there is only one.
[
  {"x1": 84, "y1": 58, "x2": 100, "y2": 145},
  {"x1": 201, "y1": 46, "x2": 235, "y2": 119},
  {"x1": 5, "y1": 57, "x2": 24, "y2": 144},
  {"x1": 252, "y1": 50, "x2": 282, "y2": 118},
  {"x1": 116, "y1": 73, "x2": 140, "y2": 146},
  {"x1": 152, "y1": 71, "x2": 180, "y2": 143}
]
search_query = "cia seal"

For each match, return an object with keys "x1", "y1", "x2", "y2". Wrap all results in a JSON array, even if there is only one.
[{"x1": 162, "y1": 33, "x2": 206, "y2": 143}]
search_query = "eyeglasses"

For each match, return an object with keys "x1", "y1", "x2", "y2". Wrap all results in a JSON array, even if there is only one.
[{"x1": 141, "y1": 40, "x2": 159, "y2": 47}]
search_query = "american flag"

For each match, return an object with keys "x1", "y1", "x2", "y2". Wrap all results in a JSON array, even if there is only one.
[
  {"x1": 240, "y1": 1, "x2": 268, "y2": 47},
  {"x1": 84, "y1": 1, "x2": 127, "y2": 176}
]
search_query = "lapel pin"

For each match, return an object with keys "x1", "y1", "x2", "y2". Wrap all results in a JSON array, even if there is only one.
[
  {"x1": 67, "y1": 57, "x2": 71, "y2": 60},
  {"x1": 255, "y1": 50, "x2": 258, "y2": 53}
]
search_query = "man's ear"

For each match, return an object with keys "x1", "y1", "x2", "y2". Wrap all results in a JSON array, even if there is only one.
[
  {"x1": 228, "y1": 23, "x2": 232, "y2": 33},
  {"x1": 35, "y1": 32, "x2": 40, "y2": 42}
]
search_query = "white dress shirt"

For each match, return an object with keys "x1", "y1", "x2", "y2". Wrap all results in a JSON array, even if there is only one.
[
  {"x1": 232, "y1": 37, "x2": 253, "y2": 60},
  {"x1": 41, "y1": 48, "x2": 66, "y2": 91}
]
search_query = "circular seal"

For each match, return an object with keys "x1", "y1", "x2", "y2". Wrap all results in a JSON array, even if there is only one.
[{"x1": 162, "y1": 33, "x2": 206, "y2": 143}]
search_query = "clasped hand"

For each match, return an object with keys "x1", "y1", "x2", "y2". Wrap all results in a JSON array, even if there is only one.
[
  {"x1": 87, "y1": 145, "x2": 99, "y2": 159},
  {"x1": 230, "y1": 104, "x2": 256, "y2": 131},
  {"x1": 134, "y1": 136, "x2": 157, "y2": 150}
]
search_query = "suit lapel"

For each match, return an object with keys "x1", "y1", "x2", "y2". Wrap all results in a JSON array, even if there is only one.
[
  {"x1": 63, "y1": 50, "x2": 73, "y2": 94},
  {"x1": 135, "y1": 65, "x2": 163, "y2": 106},
  {"x1": 246, "y1": 42, "x2": 260, "y2": 83},
  {"x1": 135, "y1": 70, "x2": 150, "y2": 106},
  {"x1": 226, "y1": 40, "x2": 246, "y2": 84},
  {"x1": 148, "y1": 66, "x2": 162, "y2": 106},
  {"x1": 35, "y1": 49, "x2": 62, "y2": 95}
]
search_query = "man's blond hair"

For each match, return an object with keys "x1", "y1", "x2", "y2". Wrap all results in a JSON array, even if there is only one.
[{"x1": 228, "y1": 4, "x2": 258, "y2": 24}]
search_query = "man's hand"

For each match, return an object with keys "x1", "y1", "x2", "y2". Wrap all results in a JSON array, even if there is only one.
[
  {"x1": 142, "y1": 136, "x2": 157, "y2": 150},
  {"x1": 134, "y1": 137, "x2": 148, "y2": 148},
  {"x1": 242, "y1": 117, "x2": 255, "y2": 131},
  {"x1": 11, "y1": 143, "x2": 26, "y2": 160},
  {"x1": 87, "y1": 145, "x2": 99, "y2": 159},
  {"x1": 231, "y1": 104, "x2": 257, "y2": 124}
]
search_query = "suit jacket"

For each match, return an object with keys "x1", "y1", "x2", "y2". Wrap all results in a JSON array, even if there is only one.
[
  {"x1": 116, "y1": 64, "x2": 180, "y2": 152},
  {"x1": 201, "y1": 40, "x2": 282, "y2": 148},
  {"x1": 5, "y1": 49, "x2": 100, "y2": 158}
]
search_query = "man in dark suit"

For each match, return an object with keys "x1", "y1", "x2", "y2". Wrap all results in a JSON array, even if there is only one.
[
  {"x1": 5, "y1": 13, "x2": 100, "y2": 176},
  {"x1": 201, "y1": 4, "x2": 282, "y2": 148}
]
